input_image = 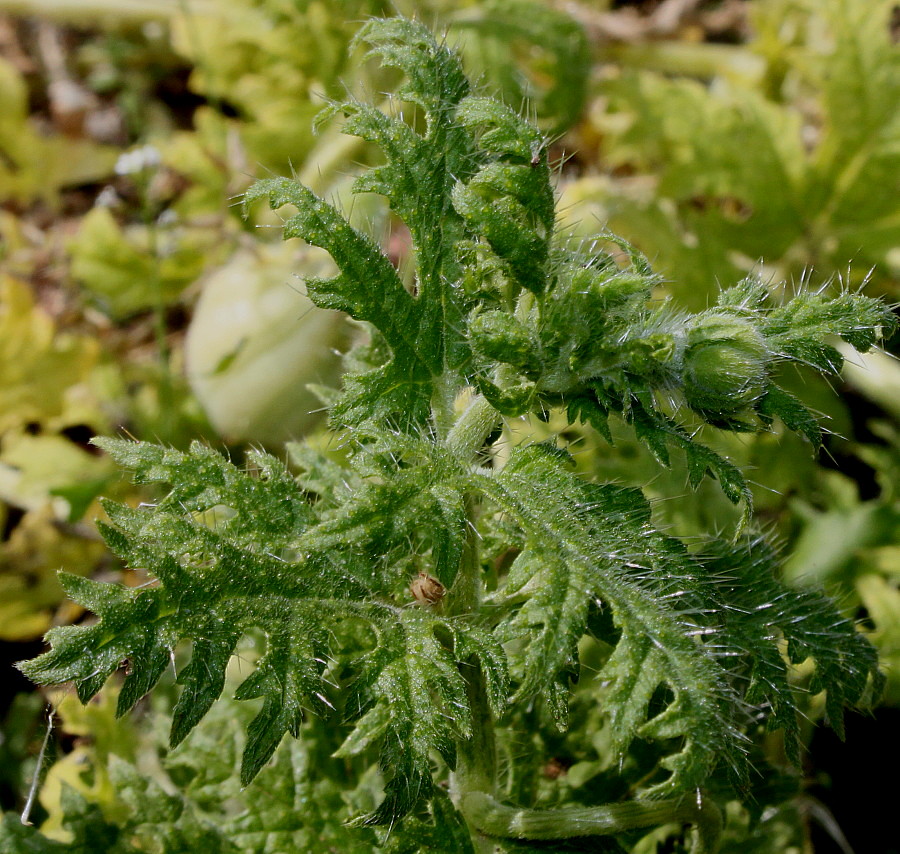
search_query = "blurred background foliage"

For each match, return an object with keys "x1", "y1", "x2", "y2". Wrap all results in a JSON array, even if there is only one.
[{"x1": 0, "y1": 0, "x2": 897, "y2": 852}]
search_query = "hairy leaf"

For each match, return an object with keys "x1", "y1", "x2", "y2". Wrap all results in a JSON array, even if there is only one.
[
  {"x1": 19, "y1": 13, "x2": 893, "y2": 850},
  {"x1": 478, "y1": 445, "x2": 739, "y2": 793}
]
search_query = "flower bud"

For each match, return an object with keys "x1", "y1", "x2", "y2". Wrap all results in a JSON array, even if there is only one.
[
  {"x1": 681, "y1": 314, "x2": 768, "y2": 418},
  {"x1": 470, "y1": 310, "x2": 538, "y2": 372}
]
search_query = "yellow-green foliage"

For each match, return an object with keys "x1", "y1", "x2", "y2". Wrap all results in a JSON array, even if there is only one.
[
  {"x1": 0, "y1": 277, "x2": 100, "y2": 435},
  {"x1": 0, "y1": 277, "x2": 112, "y2": 640},
  {"x1": 17, "y1": 20, "x2": 893, "y2": 853},
  {"x1": 36, "y1": 689, "x2": 139, "y2": 841},
  {"x1": 0, "y1": 58, "x2": 117, "y2": 206},
  {"x1": 169, "y1": 0, "x2": 589, "y2": 172},
  {"x1": 68, "y1": 206, "x2": 217, "y2": 320},
  {"x1": 560, "y1": 0, "x2": 900, "y2": 307},
  {"x1": 169, "y1": 0, "x2": 395, "y2": 171}
]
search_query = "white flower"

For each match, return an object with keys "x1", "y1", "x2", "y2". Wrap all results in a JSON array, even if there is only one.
[
  {"x1": 114, "y1": 145, "x2": 162, "y2": 177},
  {"x1": 156, "y1": 209, "x2": 179, "y2": 227},
  {"x1": 94, "y1": 185, "x2": 120, "y2": 208}
]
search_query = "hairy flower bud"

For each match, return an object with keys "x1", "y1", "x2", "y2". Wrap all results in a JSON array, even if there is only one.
[
  {"x1": 681, "y1": 314, "x2": 768, "y2": 418},
  {"x1": 470, "y1": 310, "x2": 538, "y2": 372}
]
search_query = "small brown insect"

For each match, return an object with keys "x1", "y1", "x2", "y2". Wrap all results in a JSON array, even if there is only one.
[{"x1": 410, "y1": 572, "x2": 446, "y2": 606}]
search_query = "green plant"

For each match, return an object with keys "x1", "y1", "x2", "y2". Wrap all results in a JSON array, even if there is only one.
[
  {"x1": 558, "y1": 0, "x2": 900, "y2": 710},
  {"x1": 167, "y1": 0, "x2": 588, "y2": 174},
  {"x1": 563, "y1": 0, "x2": 899, "y2": 308},
  {"x1": 13, "y1": 17, "x2": 896, "y2": 853}
]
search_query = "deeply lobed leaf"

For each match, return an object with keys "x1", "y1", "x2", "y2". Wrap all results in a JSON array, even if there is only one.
[
  {"x1": 20, "y1": 12, "x2": 894, "y2": 844},
  {"x1": 478, "y1": 445, "x2": 741, "y2": 793},
  {"x1": 21, "y1": 434, "x2": 506, "y2": 823}
]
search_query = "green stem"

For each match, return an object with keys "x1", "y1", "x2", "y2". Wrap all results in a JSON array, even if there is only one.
[
  {"x1": 142, "y1": 193, "x2": 176, "y2": 443},
  {"x1": 453, "y1": 667, "x2": 499, "y2": 854},
  {"x1": 460, "y1": 790, "x2": 722, "y2": 854},
  {"x1": 430, "y1": 373, "x2": 460, "y2": 441},
  {"x1": 445, "y1": 394, "x2": 499, "y2": 615},
  {"x1": 441, "y1": 392, "x2": 721, "y2": 852},
  {"x1": 450, "y1": 640, "x2": 497, "y2": 852},
  {"x1": 444, "y1": 395, "x2": 503, "y2": 852},
  {"x1": 445, "y1": 394, "x2": 501, "y2": 461}
]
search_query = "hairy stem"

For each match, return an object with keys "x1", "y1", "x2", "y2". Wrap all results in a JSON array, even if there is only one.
[
  {"x1": 445, "y1": 397, "x2": 502, "y2": 852},
  {"x1": 460, "y1": 790, "x2": 722, "y2": 853},
  {"x1": 445, "y1": 394, "x2": 501, "y2": 461},
  {"x1": 451, "y1": 656, "x2": 498, "y2": 853},
  {"x1": 431, "y1": 372, "x2": 461, "y2": 440}
]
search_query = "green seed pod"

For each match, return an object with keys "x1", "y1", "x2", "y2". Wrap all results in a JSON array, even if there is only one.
[
  {"x1": 681, "y1": 314, "x2": 768, "y2": 418},
  {"x1": 470, "y1": 310, "x2": 538, "y2": 371}
]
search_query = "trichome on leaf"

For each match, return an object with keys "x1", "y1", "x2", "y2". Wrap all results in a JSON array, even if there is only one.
[{"x1": 19, "y1": 15, "x2": 895, "y2": 853}]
